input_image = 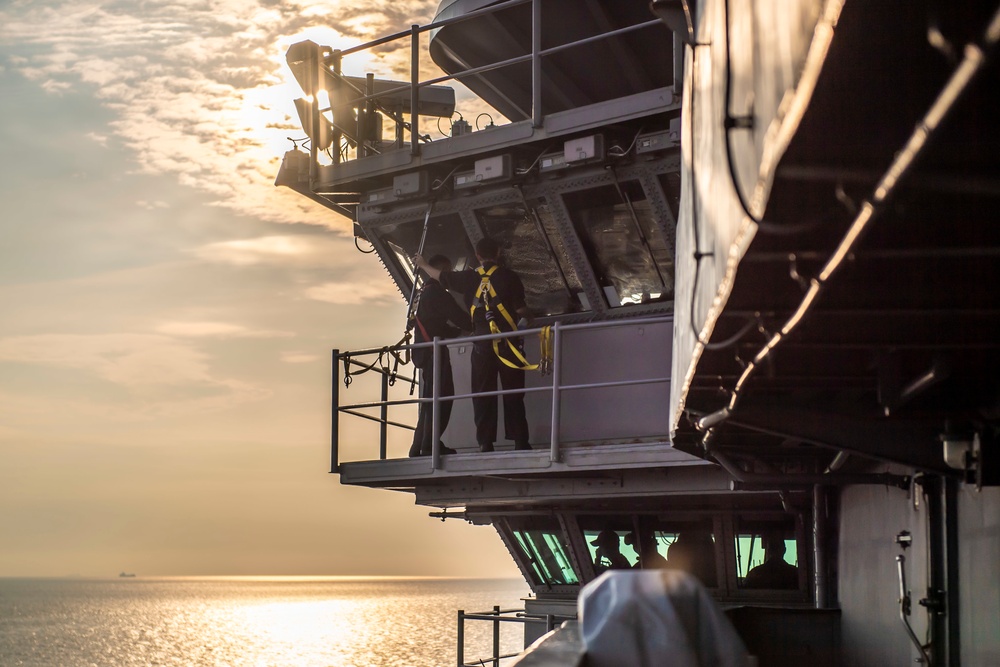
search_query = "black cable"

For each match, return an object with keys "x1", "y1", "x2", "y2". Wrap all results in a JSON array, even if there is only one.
[
  {"x1": 722, "y1": 0, "x2": 825, "y2": 236},
  {"x1": 476, "y1": 112, "x2": 495, "y2": 130},
  {"x1": 354, "y1": 236, "x2": 376, "y2": 254}
]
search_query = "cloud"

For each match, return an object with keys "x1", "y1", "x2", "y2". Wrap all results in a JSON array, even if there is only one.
[
  {"x1": 192, "y1": 235, "x2": 323, "y2": 266},
  {"x1": 136, "y1": 199, "x2": 170, "y2": 209},
  {"x1": 0, "y1": 333, "x2": 268, "y2": 417},
  {"x1": 304, "y1": 280, "x2": 400, "y2": 305},
  {"x1": 280, "y1": 351, "x2": 320, "y2": 364},
  {"x1": 155, "y1": 321, "x2": 294, "y2": 338},
  {"x1": 0, "y1": 0, "x2": 445, "y2": 229},
  {"x1": 85, "y1": 131, "x2": 108, "y2": 146}
]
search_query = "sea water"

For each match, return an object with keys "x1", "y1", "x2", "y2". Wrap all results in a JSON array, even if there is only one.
[{"x1": 0, "y1": 577, "x2": 530, "y2": 667}]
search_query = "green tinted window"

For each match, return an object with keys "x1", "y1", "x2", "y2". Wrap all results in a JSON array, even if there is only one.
[
  {"x1": 733, "y1": 517, "x2": 800, "y2": 590},
  {"x1": 512, "y1": 529, "x2": 579, "y2": 585}
]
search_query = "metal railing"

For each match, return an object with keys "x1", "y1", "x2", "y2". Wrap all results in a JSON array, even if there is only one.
[
  {"x1": 330, "y1": 316, "x2": 672, "y2": 472},
  {"x1": 305, "y1": 0, "x2": 665, "y2": 170},
  {"x1": 457, "y1": 606, "x2": 572, "y2": 667}
]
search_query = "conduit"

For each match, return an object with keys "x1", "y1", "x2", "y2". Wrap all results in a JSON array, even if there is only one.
[{"x1": 698, "y1": 6, "x2": 1000, "y2": 448}]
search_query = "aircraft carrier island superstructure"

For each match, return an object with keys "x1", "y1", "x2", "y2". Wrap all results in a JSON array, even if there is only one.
[{"x1": 275, "y1": 1, "x2": 1000, "y2": 664}]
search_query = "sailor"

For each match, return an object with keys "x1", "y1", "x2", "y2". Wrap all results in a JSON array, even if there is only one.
[
  {"x1": 408, "y1": 255, "x2": 472, "y2": 458},
  {"x1": 414, "y1": 238, "x2": 532, "y2": 453},
  {"x1": 744, "y1": 534, "x2": 798, "y2": 589},
  {"x1": 625, "y1": 530, "x2": 668, "y2": 569},
  {"x1": 591, "y1": 528, "x2": 631, "y2": 574}
]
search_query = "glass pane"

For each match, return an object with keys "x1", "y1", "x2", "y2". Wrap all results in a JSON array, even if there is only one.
[
  {"x1": 656, "y1": 171, "x2": 682, "y2": 224},
  {"x1": 372, "y1": 213, "x2": 474, "y2": 290},
  {"x1": 733, "y1": 518, "x2": 800, "y2": 590},
  {"x1": 512, "y1": 529, "x2": 579, "y2": 585},
  {"x1": 562, "y1": 182, "x2": 674, "y2": 307},
  {"x1": 582, "y1": 518, "x2": 717, "y2": 586},
  {"x1": 476, "y1": 203, "x2": 582, "y2": 317},
  {"x1": 582, "y1": 528, "x2": 637, "y2": 574}
]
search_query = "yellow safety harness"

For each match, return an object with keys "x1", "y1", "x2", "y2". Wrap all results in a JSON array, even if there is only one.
[{"x1": 471, "y1": 265, "x2": 539, "y2": 371}]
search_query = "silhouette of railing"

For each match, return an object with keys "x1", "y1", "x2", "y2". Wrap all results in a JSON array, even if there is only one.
[{"x1": 330, "y1": 316, "x2": 672, "y2": 472}]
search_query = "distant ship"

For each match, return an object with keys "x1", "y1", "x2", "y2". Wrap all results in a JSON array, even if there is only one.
[{"x1": 118, "y1": 572, "x2": 136, "y2": 578}]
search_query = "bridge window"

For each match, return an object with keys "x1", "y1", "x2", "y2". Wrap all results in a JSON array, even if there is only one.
[
  {"x1": 510, "y1": 523, "x2": 579, "y2": 586},
  {"x1": 374, "y1": 213, "x2": 475, "y2": 289},
  {"x1": 562, "y1": 181, "x2": 674, "y2": 308},
  {"x1": 581, "y1": 518, "x2": 717, "y2": 586},
  {"x1": 476, "y1": 202, "x2": 584, "y2": 316},
  {"x1": 734, "y1": 517, "x2": 801, "y2": 590}
]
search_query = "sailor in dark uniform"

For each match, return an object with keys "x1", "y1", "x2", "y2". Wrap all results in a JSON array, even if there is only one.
[
  {"x1": 408, "y1": 255, "x2": 472, "y2": 457},
  {"x1": 414, "y1": 238, "x2": 532, "y2": 452},
  {"x1": 744, "y1": 534, "x2": 798, "y2": 589}
]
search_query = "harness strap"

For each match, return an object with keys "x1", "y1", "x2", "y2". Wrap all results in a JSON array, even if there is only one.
[
  {"x1": 539, "y1": 325, "x2": 553, "y2": 375},
  {"x1": 489, "y1": 319, "x2": 538, "y2": 370}
]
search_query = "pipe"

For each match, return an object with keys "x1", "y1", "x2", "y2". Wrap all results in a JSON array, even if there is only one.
[
  {"x1": 713, "y1": 448, "x2": 910, "y2": 489},
  {"x1": 812, "y1": 485, "x2": 828, "y2": 608},
  {"x1": 700, "y1": 7, "x2": 1000, "y2": 450},
  {"x1": 405, "y1": 201, "x2": 435, "y2": 324},
  {"x1": 825, "y1": 450, "x2": 850, "y2": 473},
  {"x1": 896, "y1": 555, "x2": 932, "y2": 665}
]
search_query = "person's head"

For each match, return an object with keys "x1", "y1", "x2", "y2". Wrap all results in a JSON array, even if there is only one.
[
  {"x1": 763, "y1": 534, "x2": 787, "y2": 561},
  {"x1": 591, "y1": 528, "x2": 621, "y2": 553},
  {"x1": 625, "y1": 531, "x2": 655, "y2": 553},
  {"x1": 427, "y1": 254, "x2": 452, "y2": 273},
  {"x1": 475, "y1": 237, "x2": 500, "y2": 262}
]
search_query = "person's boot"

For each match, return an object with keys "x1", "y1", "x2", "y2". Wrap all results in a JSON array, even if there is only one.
[
  {"x1": 514, "y1": 441, "x2": 533, "y2": 451},
  {"x1": 424, "y1": 442, "x2": 457, "y2": 455},
  {"x1": 420, "y1": 442, "x2": 458, "y2": 456},
  {"x1": 480, "y1": 443, "x2": 494, "y2": 453}
]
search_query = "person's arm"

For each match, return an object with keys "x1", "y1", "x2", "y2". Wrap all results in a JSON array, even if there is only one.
[
  {"x1": 509, "y1": 272, "x2": 531, "y2": 327},
  {"x1": 412, "y1": 254, "x2": 442, "y2": 282},
  {"x1": 443, "y1": 290, "x2": 473, "y2": 333}
]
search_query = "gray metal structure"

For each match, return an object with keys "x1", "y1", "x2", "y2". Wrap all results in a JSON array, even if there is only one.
[{"x1": 275, "y1": 0, "x2": 1000, "y2": 665}]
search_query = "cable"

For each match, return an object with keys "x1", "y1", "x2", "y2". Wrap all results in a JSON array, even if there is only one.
[
  {"x1": 476, "y1": 112, "x2": 495, "y2": 130},
  {"x1": 698, "y1": 4, "x2": 999, "y2": 448},
  {"x1": 430, "y1": 164, "x2": 463, "y2": 191},
  {"x1": 354, "y1": 236, "x2": 376, "y2": 254},
  {"x1": 608, "y1": 126, "x2": 645, "y2": 157},
  {"x1": 722, "y1": 0, "x2": 828, "y2": 236},
  {"x1": 515, "y1": 143, "x2": 554, "y2": 175}
]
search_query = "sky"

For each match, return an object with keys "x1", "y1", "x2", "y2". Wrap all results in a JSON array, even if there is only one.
[{"x1": 0, "y1": 0, "x2": 520, "y2": 578}]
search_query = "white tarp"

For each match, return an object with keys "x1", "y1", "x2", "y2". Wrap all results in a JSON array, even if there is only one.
[{"x1": 579, "y1": 570, "x2": 750, "y2": 667}]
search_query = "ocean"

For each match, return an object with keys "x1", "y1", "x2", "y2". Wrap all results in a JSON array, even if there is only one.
[{"x1": 0, "y1": 577, "x2": 531, "y2": 667}]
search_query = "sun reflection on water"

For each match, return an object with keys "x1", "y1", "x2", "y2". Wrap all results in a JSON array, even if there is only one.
[{"x1": 0, "y1": 577, "x2": 528, "y2": 667}]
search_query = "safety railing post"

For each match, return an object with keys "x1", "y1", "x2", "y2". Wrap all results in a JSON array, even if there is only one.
[
  {"x1": 309, "y1": 45, "x2": 320, "y2": 181},
  {"x1": 549, "y1": 322, "x2": 562, "y2": 463},
  {"x1": 492, "y1": 605, "x2": 501, "y2": 667},
  {"x1": 456, "y1": 609, "x2": 465, "y2": 667},
  {"x1": 410, "y1": 24, "x2": 420, "y2": 156},
  {"x1": 531, "y1": 0, "x2": 542, "y2": 127},
  {"x1": 379, "y1": 371, "x2": 388, "y2": 460},
  {"x1": 431, "y1": 336, "x2": 442, "y2": 470},
  {"x1": 332, "y1": 50, "x2": 342, "y2": 164},
  {"x1": 362, "y1": 72, "x2": 375, "y2": 158},
  {"x1": 331, "y1": 349, "x2": 340, "y2": 473}
]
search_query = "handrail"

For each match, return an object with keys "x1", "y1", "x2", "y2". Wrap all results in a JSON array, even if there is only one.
[
  {"x1": 330, "y1": 316, "x2": 673, "y2": 470},
  {"x1": 302, "y1": 0, "x2": 667, "y2": 166},
  {"x1": 457, "y1": 606, "x2": 572, "y2": 667}
]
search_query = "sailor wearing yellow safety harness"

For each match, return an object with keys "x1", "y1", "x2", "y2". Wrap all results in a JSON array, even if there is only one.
[{"x1": 414, "y1": 238, "x2": 532, "y2": 453}]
